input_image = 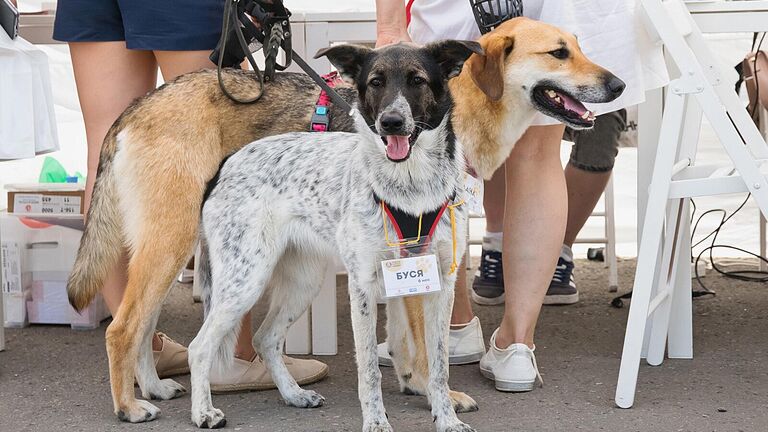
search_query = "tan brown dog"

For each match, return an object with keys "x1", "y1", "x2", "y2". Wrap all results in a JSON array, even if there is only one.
[{"x1": 67, "y1": 17, "x2": 623, "y2": 423}]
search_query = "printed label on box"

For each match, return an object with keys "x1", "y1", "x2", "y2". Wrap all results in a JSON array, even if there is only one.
[
  {"x1": 1, "y1": 242, "x2": 22, "y2": 293},
  {"x1": 13, "y1": 194, "x2": 81, "y2": 215}
]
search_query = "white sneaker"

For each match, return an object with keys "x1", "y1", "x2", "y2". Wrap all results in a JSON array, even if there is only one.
[
  {"x1": 378, "y1": 316, "x2": 486, "y2": 367},
  {"x1": 479, "y1": 328, "x2": 543, "y2": 392},
  {"x1": 177, "y1": 268, "x2": 194, "y2": 283}
]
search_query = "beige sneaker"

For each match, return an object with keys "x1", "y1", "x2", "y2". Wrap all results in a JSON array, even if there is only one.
[
  {"x1": 210, "y1": 355, "x2": 328, "y2": 394},
  {"x1": 154, "y1": 332, "x2": 190, "y2": 378}
]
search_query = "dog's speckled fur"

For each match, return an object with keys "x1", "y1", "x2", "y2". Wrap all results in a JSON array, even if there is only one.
[
  {"x1": 190, "y1": 42, "x2": 479, "y2": 431},
  {"x1": 65, "y1": 17, "x2": 622, "y2": 424}
]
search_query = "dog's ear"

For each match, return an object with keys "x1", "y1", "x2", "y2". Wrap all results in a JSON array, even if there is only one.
[
  {"x1": 425, "y1": 40, "x2": 484, "y2": 80},
  {"x1": 467, "y1": 36, "x2": 514, "y2": 101},
  {"x1": 314, "y1": 44, "x2": 373, "y2": 84}
]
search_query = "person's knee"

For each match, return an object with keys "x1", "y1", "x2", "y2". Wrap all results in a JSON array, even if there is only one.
[
  {"x1": 509, "y1": 124, "x2": 566, "y2": 163},
  {"x1": 566, "y1": 109, "x2": 626, "y2": 172}
]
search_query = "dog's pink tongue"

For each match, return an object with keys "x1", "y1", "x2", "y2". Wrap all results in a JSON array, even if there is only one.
[
  {"x1": 386, "y1": 135, "x2": 411, "y2": 161},
  {"x1": 559, "y1": 92, "x2": 588, "y2": 115}
]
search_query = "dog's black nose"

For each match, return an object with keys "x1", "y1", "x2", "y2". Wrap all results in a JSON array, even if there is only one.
[
  {"x1": 606, "y1": 75, "x2": 626, "y2": 96},
  {"x1": 380, "y1": 113, "x2": 405, "y2": 133}
]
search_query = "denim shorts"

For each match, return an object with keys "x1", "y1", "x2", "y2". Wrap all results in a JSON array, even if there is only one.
[
  {"x1": 563, "y1": 109, "x2": 626, "y2": 173},
  {"x1": 53, "y1": 0, "x2": 224, "y2": 51}
]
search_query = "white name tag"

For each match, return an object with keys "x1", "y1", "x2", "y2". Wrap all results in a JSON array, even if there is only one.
[
  {"x1": 380, "y1": 254, "x2": 442, "y2": 298},
  {"x1": 462, "y1": 172, "x2": 484, "y2": 215}
]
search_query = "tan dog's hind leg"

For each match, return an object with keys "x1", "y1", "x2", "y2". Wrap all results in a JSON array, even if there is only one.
[
  {"x1": 107, "y1": 223, "x2": 197, "y2": 422},
  {"x1": 104, "y1": 127, "x2": 222, "y2": 422},
  {"x1": 393, "y1": 297, "x2": 477, "y2": 414}
]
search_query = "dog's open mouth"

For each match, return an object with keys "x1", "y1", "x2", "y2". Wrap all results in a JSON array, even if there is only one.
[
  {"x1": 533, "y1": 86, "x2": 596, "y2": 128},
  {"x1": 381, "y1": 131, "x2": 419, "y2": 162}
]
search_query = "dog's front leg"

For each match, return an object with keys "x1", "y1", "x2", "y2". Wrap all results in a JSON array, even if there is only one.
[
  {"x1": 423, "y1": 256, "x2": 475, "y2": 432},
  {"x1": 347, "y1": 267, "x2": 392, "y2": 432}
]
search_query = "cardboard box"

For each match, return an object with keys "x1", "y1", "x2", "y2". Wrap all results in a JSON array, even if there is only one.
[
  {"x1": 1, "y1": 213, "x2": 110, "y2": 329},
  {"x1": 6, "y1": 183, "x2": 85, "y2": 215}
]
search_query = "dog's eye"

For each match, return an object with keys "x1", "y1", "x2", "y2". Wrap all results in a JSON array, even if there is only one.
[
  {"x1": 412, "y1": 76, "x2": 427, "y2": 86},
  {"x1": 549, "y1": 48, "x2": 569, "y2": 60},
  {"x1": 370, "y1": 77, "x2": 384, "y2": 87}
]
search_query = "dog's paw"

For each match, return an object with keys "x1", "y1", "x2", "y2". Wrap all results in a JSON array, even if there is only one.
[
  {"x1": 438, "y1": 421, "x2": 476, "y2": 432},
  {"x1": 284, "y1": 389, "x2": 325, "y2": 408},
  {"x1": 362, "y1": 418, "x2": 394, "y2": 432},
  {"x1": 192, "y1": 407, "x2": 227, "y2": 429},
  {"x1": 115, "y1": 399, "x2": 161, "y2": 423},
  {"x1": 449, "y1": 390, "x2": 478, "y2": 413},
  {"x1": 143, "y1": 378, "x2": 187, "y2": 400}
]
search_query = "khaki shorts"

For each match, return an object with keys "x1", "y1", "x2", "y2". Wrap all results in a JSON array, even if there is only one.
[{"x1": 563, "y1": 109, "x2": 626, "y2": 172}]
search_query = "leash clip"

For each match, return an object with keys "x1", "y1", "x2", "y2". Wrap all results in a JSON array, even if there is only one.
[{"x1": 310, "y1": 106, "x2": 330, "y2": 132}]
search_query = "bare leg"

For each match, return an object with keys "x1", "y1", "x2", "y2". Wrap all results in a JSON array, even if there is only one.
[
  {"x1": 69, "y1": 41, "x2": 159, "y2": 348},
  {"x1": 451, "y1": 165, "x2": 506, "y2": 324},
  {"x1": 153, "y1": 50, "x2": 256, "y2": 359},
  {"x1": 562, "y1": 165, "x2": 612, "y2": 247},
  {"x1": 153, "y1": 50, "x2": 214, "y2": 81},
  {"x1": 450, "y1": 263, "x2": 474, "y2": 325},
  {"x1": 495, "y1": 125, "x2": 567, "y2": 349},
  {"x1": 481, "y1": 165, "x2": 506, "y2": 233}
]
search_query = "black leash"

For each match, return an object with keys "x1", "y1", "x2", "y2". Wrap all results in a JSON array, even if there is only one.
[
  {"x1": 212, "y1": 0, "x2": 354, "y2": 115},
  {"x1": 291, "y1": 50, "x2": 355, "y2": 115}
]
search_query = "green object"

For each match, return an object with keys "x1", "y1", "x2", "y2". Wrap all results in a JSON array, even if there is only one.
[{"x1": 38, "y1": 157, "x2": 84, "y2": 183}]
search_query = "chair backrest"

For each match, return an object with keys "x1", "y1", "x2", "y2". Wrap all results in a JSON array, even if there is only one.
[{"x1": 640, "y1": 0, "x2": 768, "y2": 159}]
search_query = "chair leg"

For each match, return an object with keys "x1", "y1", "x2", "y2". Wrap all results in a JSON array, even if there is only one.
[
  {"x1": 646, "y1": 198, "x2": 686, "y2": 366},
  {"x1": 667, "y1": 199, "x2": 693, "y2": 359},
  {"x1": 605, "y1": 175, "x2": 619, "y2": 292},
  {"x1": 662, "y1": 94, "x2": 700, "y2": 360},
  {"x1": 615, "y1": 90, "x2": 685, "y2": 409},
  {"x1": 311, "y1": 258, "x2": 338, "y2": 355},
  {"x1": 285, "y1": 311, "x2": 312, "y2": 355},
  {"x1": 760, "y1": 213, "x2": 767, "y2": 273},
  {"x1": 192, "y1": 244, "x2": 202, "y2": 303}
]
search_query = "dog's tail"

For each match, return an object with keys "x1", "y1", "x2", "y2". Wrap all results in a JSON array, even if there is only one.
[
  {"x1": 198, "y1": 230, "x2": 239, "y2": 370},
  {"x1": 67, "y1": 127, "x2": 124, "y2": 311}
]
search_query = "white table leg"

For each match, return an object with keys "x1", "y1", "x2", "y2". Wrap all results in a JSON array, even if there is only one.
[
  {"x1": 285, "y1": 309, "x2": 312, "y2": 355},
  {"x1": 192, "y1": 245, "x2": 202, "y2": 303},
  {"x1": 311, "y1": 258, "x2": 339, "y2": 355}
]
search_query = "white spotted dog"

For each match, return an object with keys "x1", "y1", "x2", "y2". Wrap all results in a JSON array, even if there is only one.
[{"x1": 188, "y1": 41, "x2": 482, "y2": 432}]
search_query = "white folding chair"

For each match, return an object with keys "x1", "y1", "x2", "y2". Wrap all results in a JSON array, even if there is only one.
[{"x1": 615, "y1": 0, "x2": 768, "y2": 408}]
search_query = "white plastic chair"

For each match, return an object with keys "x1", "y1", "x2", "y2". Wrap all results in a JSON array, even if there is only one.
[{"x1": 615, "y1": 0, "x2": 768, "y2": 408}]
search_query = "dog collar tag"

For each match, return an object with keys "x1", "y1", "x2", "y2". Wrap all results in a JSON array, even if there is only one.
[
  {"x1": 462, "y1": 172, "x2": 484, "y2": 215},
  {"x1": 380, "y1": 254, "x2": 442, "y2": 298}
]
